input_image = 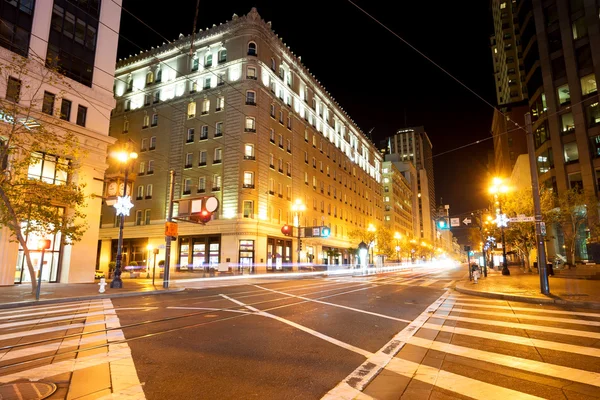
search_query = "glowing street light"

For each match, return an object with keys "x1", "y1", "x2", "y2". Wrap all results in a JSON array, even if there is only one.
[
  {"x1": 367, "y1": 224, "x2": 376, "y2": 265},
  {"x1": 489, "y1": 177, "x2": 510, "y2": 276},
  {"x1": 394, "y1": 232, "x2": 401, "y2": 263},
  {"x1": 291, "y1": 199, "x2": 306, "y2": 265}
]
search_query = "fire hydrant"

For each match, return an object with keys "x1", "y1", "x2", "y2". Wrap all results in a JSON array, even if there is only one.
[{"x1": 98, "y1": 278, "x2": 107, "y2": 293}]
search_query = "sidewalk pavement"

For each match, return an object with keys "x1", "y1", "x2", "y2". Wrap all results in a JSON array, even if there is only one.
[{"x1": 456, "y1": 265, "x2": 600, "y2": 308}]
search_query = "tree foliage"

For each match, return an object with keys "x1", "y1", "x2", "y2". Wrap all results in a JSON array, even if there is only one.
[{"x1": 0, "y1": 55, "x2": 88, "y2": 292}]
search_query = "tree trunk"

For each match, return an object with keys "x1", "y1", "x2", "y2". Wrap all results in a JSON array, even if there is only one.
[
  {"x1": 524, "y1": 252, "x2": 531, "y2": 273},
  {"x1": 0, "y1": 186, "x2": 37, "y2": 293}
]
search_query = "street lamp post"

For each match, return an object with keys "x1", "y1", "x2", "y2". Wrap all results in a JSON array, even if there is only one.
[
  {"x1": 111, "y1": 150, "x2": 138, "y2": 289},
  {"x1": 394, "y1": 232, "x2": 401, "y2": 264},
  {"x1": 490, "y1": 178, "x2": 510, "y2": 276},
  {"x1": 291, "y1": 199, "x2": 306, "y2": 266}
]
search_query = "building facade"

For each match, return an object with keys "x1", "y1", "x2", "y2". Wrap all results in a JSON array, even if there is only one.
[
  {"x1": 382, "y1": 161, "x2": 413, "y2": 237},
  {"x1": 490, "y1": 0, "x2": 529, "y2": 105},
  {"x1": 98, "y1": 8, "x2": 383, "y2": 273},
  {"x1": 491, "y1": 102, "x2": 530, "y2": 177},
  {"x1": 386, "y1": 127, "x2": 435, "y2": 242},
  {"x1": 0, "y1": 0, "x2": 122, "y2": 285}
]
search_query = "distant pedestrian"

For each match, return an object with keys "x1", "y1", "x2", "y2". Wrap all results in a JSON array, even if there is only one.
[{"x1": 472, "y1": 264, "x2": 481, "y2": 284}]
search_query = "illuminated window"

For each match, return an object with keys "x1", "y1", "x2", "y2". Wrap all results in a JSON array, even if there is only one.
[
  {"x1": 245, "y1": 117, "x2": 256, "y2": 132},
  {"x1": 216, "y1": 96, "x2": 224, "y2": 111},
  {"x1": 187, "y1": 102, "x2": 196, "y2": 118},
  {"x1": 146, "y1": 70, "x2": 154, "y2": 85},
  {"x1": 581, "y1": 74, "x2": 597, "y2": 96},
  {"x1": 202, "y1": 99, "x2": 210, "y2": 114},
  {"x1": 247, "y1": 66, "x2": 256, "y2": 79},
  {"x1": 243, "y1": 171, "x2": 254, "y2": 188},
  {"x1": 243, "y1": 200, "x2": 254, "y2": 218},
  {"x1": 244, "y1": 144, "x2": 254, "y2": 160},
  {"x1": 500, "y1": 2, "x2": 506, "y2": 8},
  {"x1": 146, "y1": 184, "x2": 153, "y2": 198},
  {"x1": 557, "y1": 84, "x2": 570, "y2": 105},
  {"x1": 214, "y1": 148, "x2": 222, "y2": 163},
  {"x1": 27, "y1": 152, "x2": 69, "y2": 185}
]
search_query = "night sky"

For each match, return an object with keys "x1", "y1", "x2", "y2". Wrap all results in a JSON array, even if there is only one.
[{"x1": 118, "y1": 1, "x2": 496, "y2": 238}]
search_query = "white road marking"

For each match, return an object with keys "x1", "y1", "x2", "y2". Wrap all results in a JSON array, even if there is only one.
[
  {"x1": 419, "y1": 279, "x2": 437, "y2": 287},
  {"x1": 254, "y1": 285, "x2": 411, "y2": 323},
  {"x1": 0, "y1": 309, "x2": 116, "y2": 329},
  {"x1": 385, "y1": 357, "x2": 545, "y2": 400},
  {"x1": 167, "y1": 306, "x2": 252, "y2": 314},
  {"x1": 421, "y1": 322, "x2": 600, "y2": 358},
  {"x1": 443, "y1": 280, "x2": 456, "y2": 288},
  {"x1": 0, "y1": 304, "x2": 107, "y2": 321},
  {"x1": 219, "y1": 294, "x2": 371, "y2": 358},
  {"x1": 407, "y1": 336, "x2": 600, "y2": 387},
  {"x1": 0, "y1": 301, "x2": 106, "y2": 316},
  {"x1": 114, "y1": 307, "x2": 159, "y2": 311},
  {"x1": 438, "y1": 305, "x2": 600, "y2": 326},
  {"x1": 0, "y1": 332, "x2": 110, "y2": 362},
  {"x1": 0, "y1": 317, "x2": 120, "y2": 341},
  {"x1": 435, "y1": 314, "x2": 600, "y2": 339},
  {"x1": 449, "y1": 302, "x2": 600, "y2": 318},
  {"x1": 321, "y1": 290, "x2": 451, "y2": 399}
]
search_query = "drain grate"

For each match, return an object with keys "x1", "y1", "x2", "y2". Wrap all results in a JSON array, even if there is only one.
[{"x1": 0, "y1": 382, "x2": 57, "y2": 400}]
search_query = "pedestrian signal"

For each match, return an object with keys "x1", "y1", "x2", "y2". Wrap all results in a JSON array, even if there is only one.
[{"x1": 437, "y1": 218, "x2": 449, "y2": 230}]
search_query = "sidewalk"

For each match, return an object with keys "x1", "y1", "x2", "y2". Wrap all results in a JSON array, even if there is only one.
[{"x1": 455, "y1": 265, "x2": 600, "y2": 308}]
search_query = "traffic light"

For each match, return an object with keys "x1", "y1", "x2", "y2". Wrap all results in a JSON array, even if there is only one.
[
  {"x1": 281, "y1": 224, "x2": 292, "y2": 236},
  {"x1": 321, "y1": 227, "x2": 330, "y2": 238},
  {"x1": 437, "y1": 218, "x2": 449, "y2": 230},
  {"x1": 298, "y1": 239, "x2": 302, "y2": 251},
  {"x1": 198, "y1": 209, "x2": 212, "y2": 224}
]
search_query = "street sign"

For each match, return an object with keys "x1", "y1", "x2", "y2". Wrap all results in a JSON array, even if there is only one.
[
  {"x1": 508, "y1": 216, "x2": 535, "y2": 222},
  {"x1": 463, "y1": 218, "x2": 472, "y2": 225},
  {"x1": 450, "y1": 218, "x2": 460, "y2": 227},
  {"x1": 540, "y1": 221, "x2": 546, "y2": 236},
  {"x1": 165, "y1": 222, "x2": 178, "y2": 237}
]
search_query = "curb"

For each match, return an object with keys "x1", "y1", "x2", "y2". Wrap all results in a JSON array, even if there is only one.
[
  {"x1": 0, "y1": 287, "x2": 185, "y2": 310},
  {"x1": 455, "y1": 285, "x2": 600, "y2": 309}
]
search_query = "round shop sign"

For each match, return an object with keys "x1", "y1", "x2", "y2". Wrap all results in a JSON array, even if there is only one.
[{"x1": 205, "y1": 196, "x2": 219, "y2": 213}]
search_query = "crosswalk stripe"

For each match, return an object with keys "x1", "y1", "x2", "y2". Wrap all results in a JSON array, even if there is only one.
[
  {"x1": 0, "y1": 317, "x2": 119, "y2": 342},
  {"x1": 421, "y1": 322, "x2": 600, "y2": 358},
  {"x1": 443, "y1": 280, "x2": 456, "y2": 287},
  {"x1": 438, "y1": 305, "x2": 600, "y2": 326},
  {"x1": 419, "y1": 279, "x2": 437, "y2": 287},
  {"x1": 385, "y1": 356, "x2": 545, "y2": 400},
  {"x1": 448, "y1": 301, "x2": 600, "y2": 318},
  {"x1": 435, "y1": 314, "x2": 600, "y2": 339},
  {"x1": 0, "y1": 309, "x2": 116, "y2": 329},
  {"x1": 407, "y1": 336, "x2": 600, "y2": 387},
  {"x1": 0, "y1": 301, "x2": 105, "y2": 316},
  {"x1": 0, "y1": 304, "x2": 108, "y2": 322}
]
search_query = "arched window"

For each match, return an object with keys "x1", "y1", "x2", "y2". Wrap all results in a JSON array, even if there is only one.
[
  {"x1": 245, "y1": 90, "x2": 256, "y2": 105},
  {"x1": 270, "y1": 58, "x2": 276, "y2": 71},
  {"x1": 205, "y1": 53, "x2": 213, "y2": 67},
  {"x1": 156, "y1": 69, "x2": 162, "y2": 82},
  {"x1": 218, "y1": 48, "x2": 227, "y2": 63},
  {"x1": 247, "y1": 41, "x2": 257, "y2": 56},
  {"x1": 192, "y1": 57, "x2": 199, "y2": 71},
  {"x1": 146, "y1": 71, "x2": 154, "y2": 85}
]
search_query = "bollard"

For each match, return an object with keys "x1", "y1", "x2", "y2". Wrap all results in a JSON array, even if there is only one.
[{"x1": 98, "y1": 278, "x2": 107, "y2": 293}]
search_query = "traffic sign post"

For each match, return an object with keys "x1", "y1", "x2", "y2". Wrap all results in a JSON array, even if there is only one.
[{"x1": 450, "y1": 218, "x2": 460, "y2": 227}]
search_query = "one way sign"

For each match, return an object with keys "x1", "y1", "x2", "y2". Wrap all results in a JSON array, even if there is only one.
[{"x1": 463, "y1": 218, "x2": 472, "y2": 225}]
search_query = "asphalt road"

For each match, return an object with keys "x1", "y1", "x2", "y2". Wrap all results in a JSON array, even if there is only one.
[{"x1": 112, "y1": 265, "x2": 464, "y2": 399}]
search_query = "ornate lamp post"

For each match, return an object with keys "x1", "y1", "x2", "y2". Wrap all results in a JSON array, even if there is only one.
[
  {"x1": 367, "y1": 224, "x2": 376, "y2": 266},
  {"x1": 291, "y1": 199, "x2": 306, "y2": 265},
  {"x1": 111, "y1": 149, "x2": 138, "y2": 289},
  {"x1": 394, "y1": 232, "x2": 401, "y2": 263},
  {"x1": 489, "y1": 177, "x2": 510, "y2": 276}
]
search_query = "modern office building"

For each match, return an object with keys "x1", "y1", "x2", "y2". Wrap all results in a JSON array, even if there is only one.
[
  {"x1": 514, "y1": 0, "x2": 599, "y2": 260},
  {"x1": 0, "y1": 0, "x2": 122, "y2": 285},
  {"x1": 385, "y1": 127, "x2": 435, "y2": 242},
  {"x1": 491, "y1": 101, "x2": 530, "y2": 177},
  {"x1": 490, "y1": 0, "x2": 529, "y2": 105},
  {"x1": 382, "y1": 161, "x2": 414, "y2": 238},
  {"x1": 98, "y1": 8, "x2": 383, "y2": 273}
]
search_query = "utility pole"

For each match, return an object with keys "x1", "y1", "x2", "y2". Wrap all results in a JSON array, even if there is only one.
[
  {"x1": 164, "y1": 170, "x2": 175, "y2": 289},
  {"x1": 525, "y1": 113, "x2": 550, "y2": 294}
]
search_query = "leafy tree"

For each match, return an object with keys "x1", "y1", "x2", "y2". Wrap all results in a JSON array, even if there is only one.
[
  {"x1": 0, "y1": 55, "x2": 88, "y2": 293},
  {"x1": 549, "y1": 188, "x2": 600, "y2": 265}
]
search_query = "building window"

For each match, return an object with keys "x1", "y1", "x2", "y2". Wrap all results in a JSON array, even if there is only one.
[
  {"x1": 140, "y1": 139, "x2": 148, "y2": 153},
  {"x1": 151, "y1": 113, "x2": 158, "y2": 127},
  {"x1": 243, "y1": 171, "x2": 254, "y2": 188},
  {"x1": 202, "y1": 99, "x2": 210, "y2": 114},
  {"x1": 27, "y1": 152, "x2": 68, "y2": 185},
  {"x1": 186, "y1": 128, "x2": 195, "y2": 143},
  {"x1": 199, "y1": 150, "x2": 207, "y2": 166},
  {"x1": 76, "y1": 105, "x2": 87, "y2": 127},
  {"x1": 279, "y1": 110, "x2": 283, "y2": 124},
  {"x1": 142, "y1": 114, "x2": 149, "y2": 128},
  {"x1": 244, "y1": 144, "x2": 255, "y2": 160},
  {"x1": 243, "y1": 200, "x2": 254, "y2": 218},
  {"x1": 247, "y1": 41, "x2": 257, "y2": 56},
  {"x1": 215, "y1": 122, "x2": 223, "y2": 137},
  {"x1": 212, "y1": 174, "x2": 221, "y2": 191},
  {"x1": 560, "y1": 113, "x2": 575, "y2": 134},
  {"x1": 60, "y1": 98, "x2": 72, "y2": 121},
  {"x1": 198, "y1": 177, "x2": 206, "y2": 192},
  {"x1": 216, "y1": 96, "x2": 224, "y2": 111},
  {"x1": 270, "y1": 104, "x2": 275, "y2": 118},
  {"x1": 278, "y1": 134, "x2": 283, "y2": 148},
  {"x1": 192, "y1": 56, "x2": 199, "y2": 71},
  {"x1": 286, "y1": 139, "x2": 291, "y2": 153},
  {"x1": 137, "y1": 185, "x2": 144, "y2": 200},
  {"x1": 42, "y1": 91, "x2": 55, "y2": 115},
  {"x1": 247, "y1": 66, "x2": 256, "y2": 79},
  {"x1": 0, "y1": 0, "x2": 34, "y2": 57},
  {"x1": 147, "y1": 160, "x2": 154, "y2": 174},
  {"x1": 286, "y1": 162, "x2": 291, "y2": 177},
  {"x1": 136, "y1": 210, "x2": 142, "y2": 226},
  {"x1": 270, "y1": 58, "x2": 276, "y2": 71},
  {"x1": 581, "y1": 74, "x2": 597, "y2": 96},
  {"x1": 205, "y1": 53, "x2": 213, "y2": 68},
  {"x1": 183, "y1": 178, "x2": 192, "y2": 195},
  {"x1": 246, "y1": 90, "x2": 256, "y2": 105},
  {"x1": 6, "y1": 76, "x2": 20, "y2": 102},
  {"x1": 146, "y1": 184, "x2": 153, "y2": 199},
  {"x1": 47, "y1": 0, "x2": 99, "y2": 86},
  {"x1": 572, "y1": 17, "x2": 587, "y2": 40},
  {"x1": 150, "y1": 136, "x2": 156, "y2": 150},
  {"x1": 557, "y1": 84, "x2": 570, "y2": 105},
  {"x1": 153, "y1": 91, "x2": 160, "y2": 103},
  {"x1": 586, "y1": 102, "x2": 600, "y2": 127},
  {"x1": 214, "y1": 148, "x2": 222, "y2": 164},
  {"x1": 218, "y1": 48, "x2": 227, "y2": 63},
  {"x1": 138, "y1": 161, "x2": 145, "y2": 174},
  {"x1": 563, "y1": 142, "x2": 579, "y2": 164},
  {"x1": 287, "y1": 116, "x2": 292, "y2": 130},
  {"x1": 245, "y1": 117, "x2": 256, "y2": 132},
  {"x1": 145, "y1": 209, "x2": 151, "y2": 225},
  {"x1": 200, "y1": 125, "x2": 208, "y2": 140},
  {"x1": 185, "y1": 153, "x2": 193, "y2": 168}
]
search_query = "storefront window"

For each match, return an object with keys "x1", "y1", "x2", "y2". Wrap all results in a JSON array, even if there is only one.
[
  {"x1": 239, "y1": 240, "x2": 254, "y2": 269},
  {"x1": 178, "y1": 235, "x2": 220, "y2": 270}
]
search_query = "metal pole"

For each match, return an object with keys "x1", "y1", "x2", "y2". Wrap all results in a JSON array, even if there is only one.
[
  {"x1": 467, "y1": 251, "x2": 471, "y2": 281},
  {"x1": 525, "y1": 113, "x2": 550, "y2": 294},
  {"x1": 111, "y1": 167, "x2": 128, "y2": 289},
  {"x1": 296, "y1": 214, "x2": 301, "y2": 265},
  {"x1": 163, "y1": 170, "x2": 175, "y2": 289},
  {"x1": 36, "y1": 249, "x2": 44, "y2": 301},
  {"x1": 152, "y1": 251, "x2": 156, "y2": 286}
]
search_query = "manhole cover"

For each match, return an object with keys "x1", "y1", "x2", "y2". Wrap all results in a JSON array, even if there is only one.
[{"x1": 0, "y1": 382, "x2": 56, "y2": 400}]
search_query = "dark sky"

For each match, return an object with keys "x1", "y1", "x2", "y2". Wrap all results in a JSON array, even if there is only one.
[{"x1": 118, "y1": 0, "x2": 496, "y2": 235}]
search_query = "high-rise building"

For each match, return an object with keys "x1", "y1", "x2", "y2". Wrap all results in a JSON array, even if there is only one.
[
  {"x1": 386, "y1": 127, "x2": 435, "y2": 242},
  {"x1": 0, "y1": 0, "x2": 123, "y2": 285},
  {"x1": 491, "y1": 101, "x2": 529, "y2": 177},
  {"x1": 504, "y1": 0, "x2": 600, "y2": 260},
  {"x1": 98, "y1": 8, "x2": 383, "y2": 273},
  {"x1": 382, "y1": 161, "x2": 413, "y2": 237},
  {"x1": 490, "y1": 0, "x2": 529, "y2": 105}
]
